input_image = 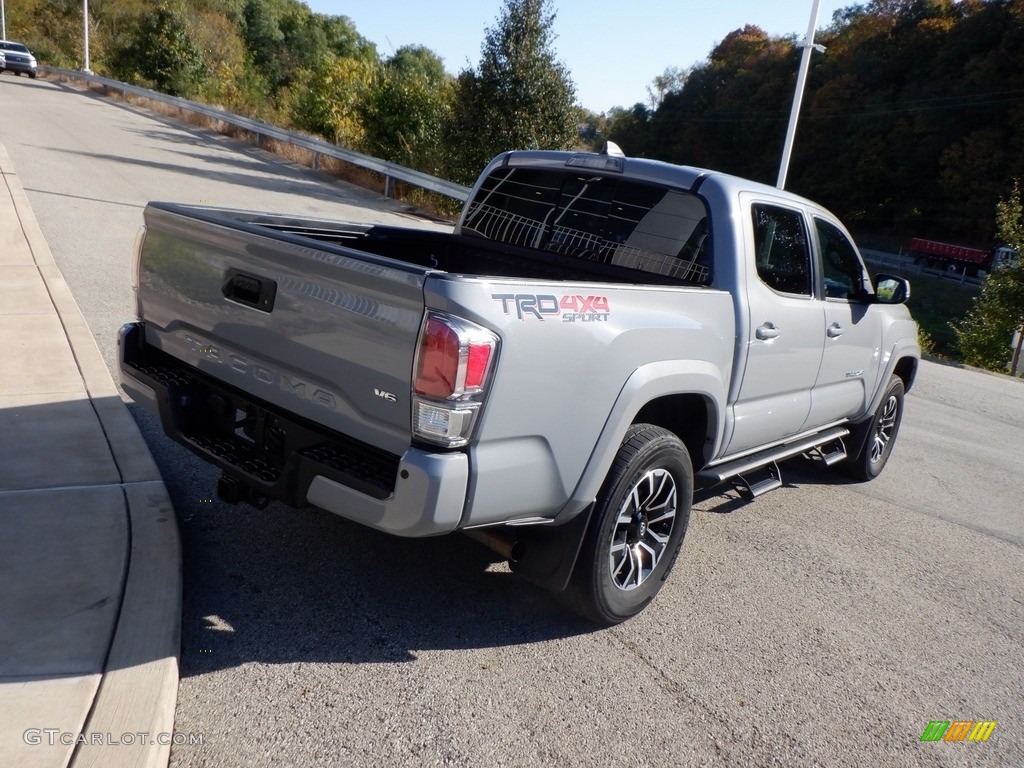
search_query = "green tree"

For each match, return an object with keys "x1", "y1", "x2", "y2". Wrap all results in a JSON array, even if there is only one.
[
  {"x1": 604, "y1": 103, "x2": 652, "y2": 156},
  {"x1": 241, "y1": 0, "x2": 375, "y2": 92},
  {"x1": 953, "y1": 180, "x2": 1024, "y2": 374},
  {"x1": 361, "y1": 49, "x2": 454, "y2": 173},
  {"x1": 387, "y1": 45, "x2": 448, "y2": 83},
  {"x1": 444, "y1": 0, "x2": 579, "y2": 184},
  {"x1": 285, "y1": 55, "x2": 376, "y2": 147},
  {"x1": 109, "y1": 3, "x2": 207, "y2": 97}
]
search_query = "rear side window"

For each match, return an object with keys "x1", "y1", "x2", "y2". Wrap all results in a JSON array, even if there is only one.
[
  {"x1": 462, "y1": 168, "x2": 712, "y2": 284},
  {"x1": 751, "y1": 204, "x2": 811, "y2": 296}
]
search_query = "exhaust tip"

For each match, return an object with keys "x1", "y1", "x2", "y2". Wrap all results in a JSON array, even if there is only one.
[{"x1": 465, "y1": 529, "x2": 524, "y2": 562}]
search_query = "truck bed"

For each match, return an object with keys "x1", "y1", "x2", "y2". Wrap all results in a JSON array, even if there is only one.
[{"x1": 180, "y1": 204, "x2": 703, "y2": 287}]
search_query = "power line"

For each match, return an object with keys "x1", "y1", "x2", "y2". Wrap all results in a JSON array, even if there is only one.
[{"x1": 649, "y1": 87, "x2": 1024, "y2": 124}]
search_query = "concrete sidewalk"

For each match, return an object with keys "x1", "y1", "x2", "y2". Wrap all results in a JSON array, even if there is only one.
[{"x1": 0, "y1": 143, "x2": 180, "y2": 767}]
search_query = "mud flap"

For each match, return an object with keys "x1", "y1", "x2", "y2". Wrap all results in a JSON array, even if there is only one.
[{"x1": 509, "y1": 504, "x2": 595, "y2": 593}]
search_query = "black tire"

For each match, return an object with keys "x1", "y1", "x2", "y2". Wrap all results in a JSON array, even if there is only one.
[
  {"x1": 566, "y1": 424, "x2": 692, "y2": 625},
  {"x1": 842, "y1": 375, "x2": 905, "y2": 481},
  {"x1": 29, "y1": 72, "x2": 37, "y2": 80}
]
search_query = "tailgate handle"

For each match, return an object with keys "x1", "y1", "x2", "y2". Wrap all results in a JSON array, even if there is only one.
[{"x1": 223, "y1": 270, "x2": 277, "y2": 312}]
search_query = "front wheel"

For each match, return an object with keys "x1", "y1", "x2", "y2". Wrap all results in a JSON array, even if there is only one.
[
  {"x1": 842, "y1": 375, "x2": 905, "y2": 481},
  {"x1": 566, "y1": 424, "x2": 692, "y2": 625}
]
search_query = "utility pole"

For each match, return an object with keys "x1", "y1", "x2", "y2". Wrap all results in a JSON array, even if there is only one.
[
  {"x1": 777, "y1": 0, "x2": 826, "y2": 189},
  {"x1": 83, "y1": 0, "x2": 91, "y2": 73},
  {"x1": 2, "y1": 0, "x2": 6, "y2": 41}
]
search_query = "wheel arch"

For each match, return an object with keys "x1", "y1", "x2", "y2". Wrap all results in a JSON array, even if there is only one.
[
  {"x1": 557, "y1": 361, "x2": 726, "y2": 522},
  {"x1": 893, "y1": 355, "x2": 918, "y2": 392},
  {"x1": 633, "y1": 394, "x2": 711, "y2": 473}
]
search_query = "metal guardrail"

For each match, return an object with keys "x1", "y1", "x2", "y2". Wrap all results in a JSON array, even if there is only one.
[
  {"x1": 861, "y1": 248, "x2": 984, "y2": 287},
  {"x1": 40, "y1": 65, "x2": 472, "y2": 203}
]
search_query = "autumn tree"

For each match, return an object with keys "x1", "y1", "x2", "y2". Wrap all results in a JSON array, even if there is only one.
[
  {"x1": 633, "y1": 26, "x2": 795, "y2": 181},
  {"x1": 4, "y1": 0, "x2": 95, "y2": 68},
  {"x1": 444, "y1": 0, "x2": 578, "y2": 184}
]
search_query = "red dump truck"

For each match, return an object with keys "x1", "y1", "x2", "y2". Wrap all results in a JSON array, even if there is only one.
[{"x1": 909, "y1": 238, "x2": 1017, "y2": 275}]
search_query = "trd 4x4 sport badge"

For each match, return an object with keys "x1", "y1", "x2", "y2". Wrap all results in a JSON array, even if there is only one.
[{"x1": 492, "y1": 293, "x2": 610, "y2": 322}]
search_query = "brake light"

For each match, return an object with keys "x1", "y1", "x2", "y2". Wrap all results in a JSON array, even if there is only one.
[
  {"x1": 412, "y1": 312, "x2": 498, "y2": 447},
  {"x1": 415, "y1": 313, "x2": 496, "y2": 399},
  {"x1": 415, "y1": 316, "x2": 459, "y2": 398},
  {"x1": 465, "y1": 344, "x2": 492, "y2": 390}
]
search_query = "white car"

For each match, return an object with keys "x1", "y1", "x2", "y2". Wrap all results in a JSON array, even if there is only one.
[{"x1": 0, "y1": 41, "x2": 38, "y2": 78}]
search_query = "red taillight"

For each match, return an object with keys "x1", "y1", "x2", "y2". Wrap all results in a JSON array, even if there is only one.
[
  {"x1": 465, "y1": 344, "x2": 493, "y2": 391},
  {"x1": 415, "y1": 316, "x2": 461, "y2": 399},
  {"x1": 412, "y1": 312, "x2": 498, "y2": 447},
  {"x1": 414, "y1": 312, "x2": 497, "y2": 400}
]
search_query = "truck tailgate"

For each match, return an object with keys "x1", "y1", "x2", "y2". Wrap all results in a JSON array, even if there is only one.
[{"x1": 135, "y1": 202, "x2": 428, "y2": 456}]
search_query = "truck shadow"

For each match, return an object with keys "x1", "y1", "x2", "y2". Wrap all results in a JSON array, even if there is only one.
[
  {"x1": 176, "y1": 457, "x2": 867, "y2": 675},
  {"x1": 129, "y1": 386, "x2": 598, "y2": 675},
  {"x1": 175, "y1": 499, "x2": 595, "y2": 675},
  {"x1": 163, "y1": 452, "x2": 879, "y2": 675},
  {"x1": 694, "y1": 456, "x2": 866, "y2": 515},
  {"x1": 125, "y1": 395, "x2": 593, "y2": 680}
]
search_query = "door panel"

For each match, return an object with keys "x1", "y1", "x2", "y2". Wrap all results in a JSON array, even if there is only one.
[
  {"x1": 728, "y1": 203, "x2": 824, "y2": 455},
  {"x1": 807, "y1": 218, "x2": 883, "y2": 427}
]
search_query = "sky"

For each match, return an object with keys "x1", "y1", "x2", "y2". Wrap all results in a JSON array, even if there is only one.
[{"x1": 301, "y1": 1, "x2": 856, "y2": 114}]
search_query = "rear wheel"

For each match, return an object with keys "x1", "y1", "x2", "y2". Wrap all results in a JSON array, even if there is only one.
[
  {"x1": 842, "y1": 375, "x2": 905, "y2": 481},
  {"x1": 566, "y1": 424, "x2": 692, "y2": 625}
]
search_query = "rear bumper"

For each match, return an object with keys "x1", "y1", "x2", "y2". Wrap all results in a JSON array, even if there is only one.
[{"x1": 118, "y1": 322, "x2": 468, "y2": 536}]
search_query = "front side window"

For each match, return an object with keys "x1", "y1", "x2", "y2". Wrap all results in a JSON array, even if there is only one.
[
  {"x1": 815, "y1": 218, "x2": 870, "y2": 299},
  {"x1": 751, "y1": 204, "x2": 811, "y2": 296},
  {"x1": 461, "y1": 168, "x2": 712, "y2": 284}
]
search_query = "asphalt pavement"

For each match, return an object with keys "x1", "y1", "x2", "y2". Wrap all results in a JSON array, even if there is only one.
[{"x1": 0, "y1": 142, "x2": 180, "y2": 768}]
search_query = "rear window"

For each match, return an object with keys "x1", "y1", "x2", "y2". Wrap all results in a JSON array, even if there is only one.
[{"x1": 461, "y1": 168, "x2": 712, "y2": 284}]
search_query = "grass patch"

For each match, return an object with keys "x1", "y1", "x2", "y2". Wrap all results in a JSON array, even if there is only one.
[{"x1": 885, "y1": 268, "x2": 978, "y2": 357}]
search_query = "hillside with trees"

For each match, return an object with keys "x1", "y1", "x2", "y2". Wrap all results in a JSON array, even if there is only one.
[{"x1": 602, "y1": 0, "x2": 1024, "y2": 250}]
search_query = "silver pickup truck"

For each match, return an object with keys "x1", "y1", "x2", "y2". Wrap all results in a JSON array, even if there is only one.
[{"x1": 119, "y1": 147, "x2": 920, "y2": 624}]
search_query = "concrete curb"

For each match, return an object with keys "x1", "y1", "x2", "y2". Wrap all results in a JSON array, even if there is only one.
[{"x1": 0, "y1": 143, "x2": 181, "y2": 768}]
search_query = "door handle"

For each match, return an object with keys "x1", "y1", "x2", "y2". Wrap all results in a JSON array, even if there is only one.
[
  {"x1": 827, "y1": 323, "x2": 844, "y2": 338},
  {"x1": 222, "y1": 269, "x2": 277, "y2": 312},
  {"x1": 755, "y1": 322, "x2": 781, "y2": 340}
]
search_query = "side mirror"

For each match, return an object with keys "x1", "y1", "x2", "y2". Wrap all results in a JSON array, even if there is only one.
[{"x1": 874, "y1": 274, "x2": 910, "y2": 304}]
